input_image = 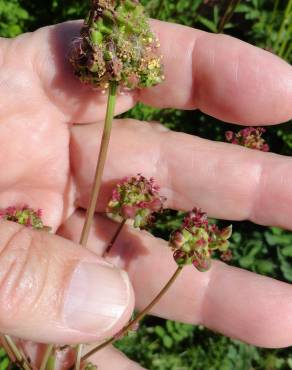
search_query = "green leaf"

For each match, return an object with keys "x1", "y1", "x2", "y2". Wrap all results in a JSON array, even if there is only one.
[
  {"x1": 281, "y1": 246, "x2": 292, "y2": 257},
  {"x1": 154, "y1": 326, "x2": 165, "y2": 338},
  {"x1": 197, "y1": 15, "x2": 217, "y2": 32},
  {"x1": 255, "y1": 259, "x2": 275, "y2": 275},
  {"x1": 278, "y1": 248, "x2": 292, "y2": 282},
  {"x1": 163, "y1": 335, "x2": 173, "y2": 348}
]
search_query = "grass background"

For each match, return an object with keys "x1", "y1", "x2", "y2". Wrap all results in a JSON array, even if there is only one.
[{"x1": 0, "y1": 0, "x2": 291, "y2": 369}]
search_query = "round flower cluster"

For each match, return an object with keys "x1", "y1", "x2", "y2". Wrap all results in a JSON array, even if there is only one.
[
  {"x1": 0, "y1": 205, "x2": 50, "y2": 231},
  {"x1": 225, "y1": 127, "x2": 269, "y2": 152},
  {"x1": 107, "y1": 174, "x2": 166, "y2": 229},
  {"x1": 69, "y1": 0, "x2": 164, "y2": 89},
  {"x1": 169, "y1": 208, "x2": 232, "y2": 272}
]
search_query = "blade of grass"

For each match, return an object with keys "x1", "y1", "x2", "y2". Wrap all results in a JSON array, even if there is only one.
[{"x1": 218, "y1": 0, "x2": 241, "y2": 34}]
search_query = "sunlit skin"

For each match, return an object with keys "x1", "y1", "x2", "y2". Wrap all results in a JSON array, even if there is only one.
[{"x1": 0, "y1": 19, "x2": 292, "y2": 368}]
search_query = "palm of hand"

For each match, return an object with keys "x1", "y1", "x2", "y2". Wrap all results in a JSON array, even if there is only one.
[{"x1": 0, "y1": 35, "x2": 73, "y2": 230}]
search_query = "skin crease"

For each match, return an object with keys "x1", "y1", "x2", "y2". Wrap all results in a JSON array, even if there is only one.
[{"x1": 0, "y1": 18, "x2": 291, "y2": 368}]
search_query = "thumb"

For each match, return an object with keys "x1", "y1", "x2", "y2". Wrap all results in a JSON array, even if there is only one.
[{"x1": 0, "y1": 221, "x2": 134, "y2": 344}]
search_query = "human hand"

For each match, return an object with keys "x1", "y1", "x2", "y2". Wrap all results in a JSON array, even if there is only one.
[{"x1": 0, "y1": 19, "x2": 292, "y2": 369}]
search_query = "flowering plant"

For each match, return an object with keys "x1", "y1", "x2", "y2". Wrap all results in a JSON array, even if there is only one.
[
  {"x1": 107, "y1": 174, "x2": 166, "y2": 228},
  {"x1": 80, "y1": 190, "x2": 233, "y2": 364},
  {"x1": 225, "y1": 127, "x2": 269, "y2": 151},
  {"x1": 0, "y1": 206, "x2": 50, "y2": 231},
  {"x1": 69, "y1": 0, "x2": 163, "y2": 89},
  {"x1": 170, "y1": 208, "x2": 232, "y2": 271}
]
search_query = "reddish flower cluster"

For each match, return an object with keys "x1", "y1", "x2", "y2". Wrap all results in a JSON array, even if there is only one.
[
  {"x1": 69, "y1": 0, "x2": 164, "y2": 89},
  {"x1": 169, "y1": 208, "x2": 232, "y2": 272},
  {"x1": 225, "y1": 127, "x2": 269, "y2": 152},
  {"x1": 0, "y1": 205, "x2": 50, "y2": 231},
  {"x1": 107, "y1": 174, "x2": 166, "y2": 229}
]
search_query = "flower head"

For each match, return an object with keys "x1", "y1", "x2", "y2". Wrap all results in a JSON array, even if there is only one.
[
  {"x1": 169, "y1": 208, "x2": 232, "y2": 272},
  {"x1": 225, "y1": 127, "x2": 269, "y2": 152},
  {"x1": 69, "y1": 0, "x2": 164, "y2": 89},
  {"x1": 0, "y1": 205, "x2": 51, "y2": 231},
  {"x1": 107, "y1": 174, "x2": 166, "y2": 229}
]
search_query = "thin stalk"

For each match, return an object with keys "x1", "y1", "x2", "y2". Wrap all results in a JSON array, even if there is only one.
[
  {"x1": 283, "y1": 39, "x2": 292, "y2": 61},
  {"x1": 278, "y1": 9, "x2": 292, "y2": 58},
  {"x1": 271, "y1": 0, "x2": 280, "y2": 24},
  {"x1": 265, "y1": 0, "x2": 280, "y2": 49},
  {"x1": 82, "y1": 266, "x2": 183, "y2": 361},
  {"x1": 40, "y1": 344, "x2": 54, "y2": 370},
  {"x1": 103, "y1": 219, "x2": 126, "y2": 257},
  {"x1": 218, "y1": 0, "x2": 241, "y2": 34},
  {"x1": 74, "y1": 344, "x2": 83, "y2": 370},
  {"x1": 4, "y1": 335, "x2": 32, "y2": 370},
  {"x1": 79, "y1": 81, "x2": 118, "y2": 247},
  {"x1": 46, "y1": 354, "x2": 56, "y2": 370},
  {"x1": 0, "y1": 335, "x2": 16, "y2": 363},
  {"x1": 275, "y1": 0, "x2": 292, "y2": 55},
  {"x1": 279, "y1": 23, "x2": 292, "y2": 58},
  {"x1": 156, "y1": 0, "x2": 165, "y2": 19},
  {"x1": 74, "y1": 82, "x2": 118, "y2": 370}
]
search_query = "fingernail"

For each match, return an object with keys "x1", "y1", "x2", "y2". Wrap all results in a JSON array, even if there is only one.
[{"x1": 63, "y1": 261, "x2": 131, "y2": 333}]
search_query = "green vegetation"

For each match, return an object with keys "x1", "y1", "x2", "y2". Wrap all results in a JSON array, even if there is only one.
[{"x1": 0, "y1": 0, "x2": 291, "y2": 369}]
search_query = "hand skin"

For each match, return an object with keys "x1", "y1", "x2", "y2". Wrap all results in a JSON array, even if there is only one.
[{"x1": 0, "y1": 19, "x2": 291, "y2": 369}]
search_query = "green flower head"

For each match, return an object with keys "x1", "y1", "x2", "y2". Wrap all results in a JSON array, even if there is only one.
[
  {"x1": 107, "y1": 174, "x2": 166, "y2": 229},
  {"x1": 69, "y1": 0, "x2": 164, "y2": 89},
  {"x1": 169, "y1": 208, "x2": 233, "y2": 272},
  {"x1": 0, "y1": 205, "x2": 51, "y2": 231}
]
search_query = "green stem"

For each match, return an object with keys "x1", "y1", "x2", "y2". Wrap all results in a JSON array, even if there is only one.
[
  {"x1": 279, "y1": 23, "x2": 292, "y2": 58},
  {"x1": 47, "y1": 355, "x2": 56, "y2": 370},
  {"x1": 103, "y1": 218, "x2": 126, "y2": 257},
  {"x1": 275, "y1": 0, "x2": 292, "y2": 56},
  {"x1": 79, "y1": 81, "x2": 118, "y2": 248},
  {"x1": 283, "y1": 39, "x2": 292, "y2": 61},
  {"x1": 81, "y1": 266, "x2": 183, "y2": 361},
  {"x1": 0, "y1": 336, "x2": 16, "y2": 363},
  {"x1": 74, "y1": 82, "x2": 118, "y2": 370},
  {"x1": 218, "y1": 0, "x2": 241, "y2": 34},
  {"x1": 74, "y1": 344, "x2": 83, "y2": 370},
  {"x1": 265, "y1": 0, "x2": 280, "y2": 49},
  {"x1": 271, "y1": 0, "x2": 280, "y2": 24},
  {"x1": 4, "y1": 335, "x2": 32, "y2": 370},
  {"x1": 40, "y1": 344, "x2": 54, "y2": 370}
]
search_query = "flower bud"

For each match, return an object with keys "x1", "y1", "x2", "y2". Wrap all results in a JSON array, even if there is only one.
[
  {"x1": 220, "y1": 225, "x2": 233, "y2": 240},
  {"x1": 225, "y1": 131, "x2": 234, "y2": 142},
  {"x1": 192, "y1": 256, "x2": 211, "y2": 272},
  {"x1": 170, "y1": 230, "x2": 185, "y2": 249},
  {"x1": 220, "y1": 249, "x2": 233, "y2": 262},
  {"x1": 173, "y1": 250, "x2": 188, "y2": 267}
]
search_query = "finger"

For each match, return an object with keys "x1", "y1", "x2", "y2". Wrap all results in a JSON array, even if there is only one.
[
  {"x1": 32, "y1": 20, "x2": 292, "y2": 124},
  {"x1": 20, "y1": 342, "x2": 145, "y2": 370},
  {"x1": 0, "y1": 220, "x2": 134, "y2": 344},
  {"x1": 59, "y1": 211, "x2": 292, "y2": 348},
  {"x1": 141, "y1": 20, "x2": 292, "y2": 124},
  {"x1": 82, "y1": 345, "x2": 146, "y2": 370},
  {"x1": 72, "y1": 119, "x2": 292, "y2": 230}
]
